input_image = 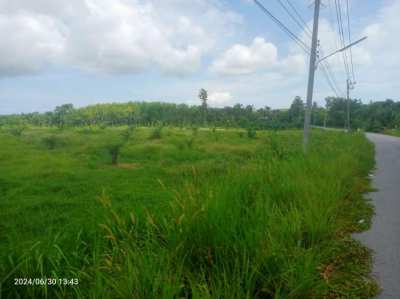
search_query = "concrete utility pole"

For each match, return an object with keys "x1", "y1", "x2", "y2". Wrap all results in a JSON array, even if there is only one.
[
  {"x1": 346, "y1": 79, "x2": 350, "y2": 131},
  {"x1": 346, "y1": 79, "x2": 354, "y2": 131},
  {"x1": 303, "y1": 0, "x2": 321, "y2": 151}
]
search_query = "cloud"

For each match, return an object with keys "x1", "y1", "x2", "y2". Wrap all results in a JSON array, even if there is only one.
[
  {"x1": 210, "y1": 36, "x2": 309, "y2": 77},
  {"x1": 0, "y1": 0, "x2": 241, "y2": 77},
  {"x1": 208, "y1": 91, "x2": 234, "y2": 107},
  {"x1": 0, "y1": 12, "x2": 65, "y2": 76},
  {"x1": 210, "y1": 37, "x2": 278, "y2": 75}
]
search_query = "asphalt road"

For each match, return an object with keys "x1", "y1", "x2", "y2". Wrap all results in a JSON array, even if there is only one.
[{"x1": 356, "y1": 133, "x2": 400, "y2": 298}]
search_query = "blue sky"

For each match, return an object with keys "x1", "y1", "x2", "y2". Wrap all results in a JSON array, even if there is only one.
[{"x1": 0, "y1": 0, "x2": 398, "y2": 114}]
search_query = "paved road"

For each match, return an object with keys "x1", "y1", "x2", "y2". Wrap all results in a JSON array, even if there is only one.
[{"x1": 357, "y1": 133, "x2": 400, "y2": 298}]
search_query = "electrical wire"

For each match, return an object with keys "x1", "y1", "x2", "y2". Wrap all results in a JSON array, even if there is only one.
[
  {"x1": 254, "y1": 0, "x2": 343, "y2": 97},
  {"x1": 281, "y1": 0, "x2": 343, "y2": 96},
  {"x1": 346, "y1": 0, "x2": 356, "y2": 82},
  {"x1": 253, "y1": 0, "x2": 309, "y2": 52},
  {"x1": 334, "y1": 0, "x2": 351, "y2": 79},
  {"x1": 275, "y1": 0, "x2": 311, "y2": 39}
]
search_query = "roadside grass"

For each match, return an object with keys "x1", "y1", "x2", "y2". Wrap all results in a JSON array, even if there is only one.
[
  {"x1": 383, "y1": 128, "x2": 400, "y2": 137},
  {"x1": 0, "y1": 127, "x2": 378, "y2": 298}
]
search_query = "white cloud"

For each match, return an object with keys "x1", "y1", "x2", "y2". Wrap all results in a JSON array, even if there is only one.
[
  {"x1": 210, "y1": 36, "x2": 309, "y2": 77},
  {"x1": 210, "y1": 37, "x2": 278, "y2": 75},
  {"x1": 0, "y1": 12, "x2": 65, "y2": 76},
  {"x1": 0, "y1": 0, "x2": 241, "y2": 77},
  {"x1": 208, "y1": 91, "x2": 234, "y2": 107}
]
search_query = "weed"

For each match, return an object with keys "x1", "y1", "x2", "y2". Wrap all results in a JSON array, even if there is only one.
[
  {"x1": 7, "y1": 126, "x2": 26, "y2": 137},
  {"x1": 192, "y1": 126, "x2": 199, "y2": 137},
  {"x1": 106, "y1": 142, "x2": 124, "y2": 165},
  {"x1": 247, "y1": 127, "x2": 257, "y2": 139},
  {"x1": 42, "y1": 135, "x2": 64, "y2": 150},
  {"x1": 0, "y1": 128, "x2": 378, "y2": 299},
  {"x1": 121, "y1": 125, "x2": 136, "y2": 141},
  {"x1": 149, "y1": 126, "x2": 163, "y2": 140}
]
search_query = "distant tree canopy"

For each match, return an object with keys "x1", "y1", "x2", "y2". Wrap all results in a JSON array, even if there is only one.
[{"x1": 0, "y1": 97, "x2": 399, "y2": 132}]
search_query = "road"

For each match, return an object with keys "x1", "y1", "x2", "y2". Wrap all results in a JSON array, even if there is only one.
[{"x1": 356, "y1": 133, "x2": 400, "y2": 298}]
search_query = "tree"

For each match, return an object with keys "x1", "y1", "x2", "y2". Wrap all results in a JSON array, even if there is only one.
[
  {"x1": 199, "y1": 88, "x2": 208, "y2": 126},
  {"x1": 54, "y1": 104, "x2": 74, "y2": 128},
  {"x1": 288, "y1": 96, "x2": 305, "y2": 128}
]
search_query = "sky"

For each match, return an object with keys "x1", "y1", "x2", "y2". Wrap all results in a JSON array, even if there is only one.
[{"x1": 0, "y1": 0, "x2": 398, "y2": 114}]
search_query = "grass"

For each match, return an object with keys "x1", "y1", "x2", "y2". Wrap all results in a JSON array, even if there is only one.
[
  {"x1": 383, "y1": 128, "x2": 400, "y2": 137},
  {"x1": 0, "y1": 126, "x2": 378, "y2": 298}
]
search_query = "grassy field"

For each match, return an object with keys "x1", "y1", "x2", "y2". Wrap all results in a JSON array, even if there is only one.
[{"x1": 0, "y1": 126, "x2": 378, "y2": 298}]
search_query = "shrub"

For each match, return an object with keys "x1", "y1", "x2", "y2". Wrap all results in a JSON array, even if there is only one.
[
  {"x1": 149, "y1": 126, "x2": 163, "y2": 140},
  {"x1": 247, "y1": 127, "x2": 257, "y2": 139},
  {"x1": 8, "y1": 126, "x2": 25, "y2": 137},
  {"x1": 42, "y1": 135, "x2": 63, "y2": 150},
  {"x1": 121, "y1": 125, "x2": 136, "y2": 141},
  {"x1": 211, "y1": 127, "x2": 219, "y2": 141},
  {"x1": 192, "y1": 126, "x2": 199, "y2": 137},
  {"x1": 78, "y1": 127, "x2": 93, "y2": 134},
  {"x1": 106, "y1": 143, "x2": 124, "y2": 165},
  {"x1": 186, "y1": 137, "x2": 195, "y2": 149}
]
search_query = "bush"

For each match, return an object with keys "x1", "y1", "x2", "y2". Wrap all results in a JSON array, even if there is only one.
[
  {"x1": 8, "y1": 126, "x2": 25, "y2": 137},
  {"x1": 106, "y1": 143, "x2": 123, "y2": 165},
  {"x1": 186, "y1": 137, "x2": 195, "y2": 149},
  {"x1": 247, "y1": 127, "x2": 257, "y2": 139},
  {"x1": 121, "y1": 125, "x2": 136, "y2": 141},
  {"x1": 42, "y1": 135, "x2": 64, "y2": 150},
  {"x1": 149, "y1": 126, "x2": 163, "y2": 140},
  {"x1": 192, "y1": 126, "x2": 199, "y2": 137}
]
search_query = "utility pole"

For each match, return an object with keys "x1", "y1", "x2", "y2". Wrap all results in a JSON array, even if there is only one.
[
  {"x1": 346, "y1": 79, "x2": 350, "y2": 131},
  {"x1": 346, "y1": 79, "x2": 354, "y2": 131},
  {"x1": 303, "y1": 0, "x2": 321, "y2": 151}
]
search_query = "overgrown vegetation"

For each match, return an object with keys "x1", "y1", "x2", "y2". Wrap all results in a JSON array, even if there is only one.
[
  {"x1": 0, "y1": 127, "x2": 378, "y2": 298},
  {"x1": 7, "y1": 126, "x2": 25, "y2": 137}
]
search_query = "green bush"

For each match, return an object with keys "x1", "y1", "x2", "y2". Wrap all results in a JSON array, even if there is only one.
[
  {"x1": 149, "y1": 126, "x2": 163, "y2": 140},
  {"x1": 8, "y1": 126, "x2": 25, "y2": 136},
  {"x1": 192, "y1": 126, "x2": 199, "y2": 137},
  {"x1": 42, "y1": 135, "x2": 64, "y2": 150},
  {"x1": 121, "y1": 125, "x2": 136, "y2": 140},
  {"x1": 247, "y1": 127, "x2": 257, "y2": 138},
  {"x1": 186, "y1": 137, "x2": 195, "y2": 149},
  {"x1": 106, "y1": 142, "x2": 124, "y2": 165}
]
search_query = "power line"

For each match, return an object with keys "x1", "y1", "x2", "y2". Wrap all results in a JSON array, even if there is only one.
[
  {"x1": 254, "y1": 0, "x2": 343, "y2": 97},
  {"x1": 346, "y1": 0, "x2": 356, "y2": 81},
  {"x1": 282, "y1": 0, "x2": 343, "y2": 96},
  {"x1": 334, "y1": 0, "x2": 351, "y2": 79},
  {"x1": 320, "y1": 62, "x2": 342, "y2": 96},
  {"x1": 275, "y1": 0, "x2": 312, "y2": 39},
  {"x1": 327, "y1": 0, "x2": 342, "y2": 55},
  {"x1": 253, "y1": 0, "x2": 309, "y2": 52},
  {"x1": 284, "y1": 0, "x2": 313, "y2": 36}
]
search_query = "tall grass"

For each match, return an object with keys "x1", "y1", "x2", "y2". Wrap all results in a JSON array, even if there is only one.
[{"x1": 0, "y1": 129, "x2": 377, "y2": 298}]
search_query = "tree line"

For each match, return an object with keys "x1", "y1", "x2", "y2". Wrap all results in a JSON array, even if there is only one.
[{"x1": 0, "y1": 91, "x2": 399, "y2": 132}]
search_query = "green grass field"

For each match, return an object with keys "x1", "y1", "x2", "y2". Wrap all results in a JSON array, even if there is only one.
[{"x1": 0, "y1": 126, "x2": 378, "y2": 298}]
